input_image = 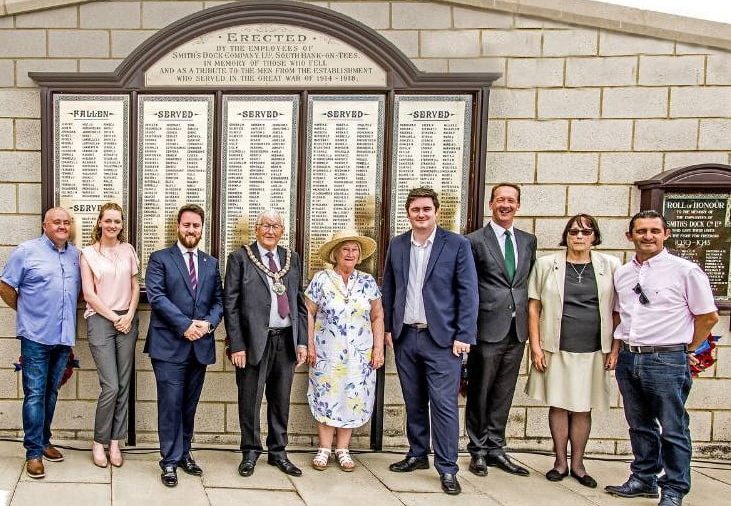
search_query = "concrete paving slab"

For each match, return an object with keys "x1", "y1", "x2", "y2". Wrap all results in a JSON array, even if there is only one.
[
  {"x1": 0, "y1": 457, "x2": 23, "y2": 506},
  {"x1": 196, "y1": 450, "x2": 295, "y2": 490},
  {"x1": 396, "y1": 492, "x2": 502, "y2": 505},
  {"x1": 693, "y1": 464, "x2": 731, "y2": 485},
  {"x1": 0, "y1": 442, "x2": 23, "y2": 459},
  {"x1": 685, "y1": 468, "x2": 731, "y2": 506},
  {"x1": 10, "y1": 482, "x2": 110, "y2": 506},
  {"x1": 18, "y1": 448, "x2": 109, "y2": 483},
  {"x1": 207, "y1": 488, "x2": 305, "y2": 506}
]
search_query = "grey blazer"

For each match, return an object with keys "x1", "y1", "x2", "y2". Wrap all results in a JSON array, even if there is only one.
[
  {"x1": 466, "y1": 223, "x2": 537, "y2": 343},
  {"x1": 223, "y1": 242, "x2": 307, "y2": 366}
]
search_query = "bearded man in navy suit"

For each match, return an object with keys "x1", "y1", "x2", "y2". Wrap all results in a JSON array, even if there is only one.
[
  {"x1": 145, "y1": 204, "x2": 223, "y2": 487},
  {"x1": 382, "y1": 187, "x2": 478, "y2": 496}
]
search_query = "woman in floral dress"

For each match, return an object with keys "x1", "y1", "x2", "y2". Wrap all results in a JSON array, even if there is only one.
[{"x1": 305, "y1": 230, "x2": 384, "y2": 472}]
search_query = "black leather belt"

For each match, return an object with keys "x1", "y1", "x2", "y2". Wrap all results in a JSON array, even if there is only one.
[
  {"x1": 405, "y1": 323, "x2": 428, "y2": 330},
  {"x1": 621, "y1": 342, "x2": 687, "y2": 354},
  {"x1": 268, "y1": 327, "x2": 292, "y2": 335}
]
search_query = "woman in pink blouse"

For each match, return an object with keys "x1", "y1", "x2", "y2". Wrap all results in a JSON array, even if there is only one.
[{"x1": 80, "y1": 202, "x2": 140, "y2": 468}]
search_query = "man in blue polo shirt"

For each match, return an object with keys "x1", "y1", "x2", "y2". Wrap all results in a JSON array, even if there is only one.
[{"x1": 0, "y1": 207, "x2": 81, "y2": 479}]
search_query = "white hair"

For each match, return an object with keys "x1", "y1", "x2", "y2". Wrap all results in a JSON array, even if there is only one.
[{"x1": 256, "y1": 209, "x2": 284, "y2": 226}]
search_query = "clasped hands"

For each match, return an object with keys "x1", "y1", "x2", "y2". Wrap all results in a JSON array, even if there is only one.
[
  {"x1": 184, "y1": 320, "x2": 211, "y2": 341},
  {"x1": 113, "y1": 313, "x2": 134, "y2": 334}
]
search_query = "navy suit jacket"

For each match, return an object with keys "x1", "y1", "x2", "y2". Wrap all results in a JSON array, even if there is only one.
[
  {"x1": 144, "y1": 244, "x2": 224, "y2": 365},
  {"x1": 382, "y1": 226, "x2": 479, "y2": 348}
]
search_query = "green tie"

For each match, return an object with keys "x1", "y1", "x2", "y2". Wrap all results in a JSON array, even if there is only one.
[{"x1": 504, "y1": 229, "x2": 516, "y2": 282}]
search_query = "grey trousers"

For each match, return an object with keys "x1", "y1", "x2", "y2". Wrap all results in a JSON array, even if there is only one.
[{"x1": 87, "y1": 312, "x2": 138, "y2": 444}]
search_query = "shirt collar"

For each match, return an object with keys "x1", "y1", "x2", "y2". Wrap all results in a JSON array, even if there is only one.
[
  {"x1": 489, "y1": 220, "x2": 514, "y2": 237},
  {"x1": 411, "y1": 226, "x2": 437, "y2": 247},
  {"x1": 256, "y1": 241, "x2": 278, "y2": 259},
  {"x1": 42, "y1": 233, "x2": 67, "y2": 252},
  {"x1": 632, "y1": 248, "x2": 668, "y2": 267},
  {"x1": 177, "y1": 241, "x2": 198, "y2": 257}
]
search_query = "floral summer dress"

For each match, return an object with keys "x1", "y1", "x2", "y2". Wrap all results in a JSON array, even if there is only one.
[{"x1": 305, "y1": 269, "x2": 381, "y2": 428}]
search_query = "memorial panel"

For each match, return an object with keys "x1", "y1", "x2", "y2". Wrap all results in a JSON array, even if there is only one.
[
  {"x1": 663, "y1": 193, "x2": 731, "y2": 302},
  {"x1": 305, "y1": 94, "x2": 385, "y2": 279},
  {"x1": 220, "y1": 95, "x2": 299, "y2": 271},
  {"x1": 54, "y1": 94, "x2": 129, "y2": 245},
  {"x1": 390, "y1": 95, "x2": 472, "y2": 235},
  {"x1": 137, "y1": 95, "x2": 214, "y2": 281}
]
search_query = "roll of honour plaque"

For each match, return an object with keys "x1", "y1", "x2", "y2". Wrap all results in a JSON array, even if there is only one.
[
  {"x1": 220, "y1": 95, "x2": 299, "y2": 272},
  {"x1": 137, "y1": 95, "x2": 214, "y2": 281},
  {"x1": 54, "y1": 94, "x2": 129, "y2": 244},
  {"x1": 305, "y1": 95, "x2": 385, "y2": 279},
  {"x1": 391, "y1": 95, "x2": 472, "y2": 235}
]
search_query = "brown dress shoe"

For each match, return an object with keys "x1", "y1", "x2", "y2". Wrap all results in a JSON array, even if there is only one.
[
  {"x1": 43, "y1": 445, "x2": 64, "y2": 462},
  {"x1": 26, "y1": 458, "x2": 45, "y2": 479}
]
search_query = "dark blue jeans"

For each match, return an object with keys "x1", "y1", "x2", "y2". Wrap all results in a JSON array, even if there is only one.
[
  {"x1": 20, "y1": 337, "x2": 71, "y2": 460},
  {"x1": 615, "y1": 349, "x2": 692, "y2": 498}
]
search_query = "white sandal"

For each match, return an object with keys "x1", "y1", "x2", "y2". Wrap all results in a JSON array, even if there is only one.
[
  {"x1": 335, "y1": 448, "x2": 355, "y2": 472},
  {"x1": 312, "y1": 448, "x2": 331, "y2": 470}
]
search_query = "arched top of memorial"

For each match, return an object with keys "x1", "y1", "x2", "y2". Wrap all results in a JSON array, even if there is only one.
[
  {"x1": 30, "y1": 0, "x2": 500, "y2": 90},
  {"x1": 637, "y1": 164, "x2": 731, "y2": 190}
]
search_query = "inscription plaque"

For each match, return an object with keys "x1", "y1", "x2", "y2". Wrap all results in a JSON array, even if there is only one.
[
  {"x1": 663, "y1": 193, "x2": 731, "y2": 301},
  {"x1": 391, "y1": 95, "x2": 472, "y2": 235},
  {"x1": 220, "y1": 95, "x2": 299, "y2": 271},
  {"x1": 137, "y1": 95, "x2": 214, "y2": 281},
  {"x1": 305, "y1": 95, "x2": 385, "y2": 279},
  {"x1": 54, "y1": 94, "x2": 129, "y2": 245}
]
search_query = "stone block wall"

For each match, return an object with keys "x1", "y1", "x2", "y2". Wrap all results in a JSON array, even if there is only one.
[{"x1": 0, "y1": 0, "x2": 729, "y2": 457}]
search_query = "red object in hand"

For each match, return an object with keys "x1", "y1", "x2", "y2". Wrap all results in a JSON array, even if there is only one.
[{"x1": 689, "y1": 334, "x2": 720, "y2": 378}]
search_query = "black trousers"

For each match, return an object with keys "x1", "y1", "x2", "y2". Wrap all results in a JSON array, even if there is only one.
[
  {"x1": 466, "y1": 320, "x2": 525, "y2": 457},
  {"x1": 236, "y1": 328, "x2": 295, "y2": 457}
]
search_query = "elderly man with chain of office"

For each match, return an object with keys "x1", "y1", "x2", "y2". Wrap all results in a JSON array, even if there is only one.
[
  {"x1": 224, "y1": 210, "x2": 307, "y2": 478},
  {"x1": 606, "y1": 210, "x2": 718, "y2": 506}
]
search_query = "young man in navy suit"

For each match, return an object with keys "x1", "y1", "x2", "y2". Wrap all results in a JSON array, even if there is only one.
[
  {"x1": 145, "y1": 204, "x2": 224, "y2": 487},
  {"x1": 382, "y1": 187, "x2": 479, "y2": 495}
]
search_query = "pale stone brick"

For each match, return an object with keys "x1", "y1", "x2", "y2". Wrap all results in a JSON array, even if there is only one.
[
  {"x1": 675, "y1": 42, "x2": 719, "y2": 55},
  {"x1": 0, "y1": 30, "x2": 46, "y2": 57},
  {"x1": 508, "y1": 120, "x2": 568, "y2": 151},
  {"x1": 566, "y1": 56, "x2": 636, "y2": 87},
  {"x1": 0, "y1": 369, "x2": 18, "y2": 398},
  {"x1": 142, "y1": 1, "x2": 203, "y2": 29},
  {"x1": 111, "y1": 29, "x2": 156, "y2": 58},
  {"x1": 699, "y1": 119, "x2": 731, "y2": 150},
  {"x1": 664, "y1": 151, "x2": 729, "y2": 170},
  {"x1": 453, "y1": 7, "x2": 512, "y2": 28},
  {"x1": 594, "y1": 218, "x2": 631, "y2": 249},
  {"x1": 689, "y1": 411, "x2": 713, "y2": 441},
  {"x1": 200, "y1": 371, "x2": 237, "y2": 402},
  {"x1": 542, "y1": 29, "x2": 597, "y2": 57},
  {"x1": 537, "y1": 153, "x2": 598, "y2": 183},
  {"x1": 49, "y1": 30, "x2": 109, "y2": 58},
  {"x1": 635, "y1": 119, "x2": 700, "y2": 151},
  {"x1": 537, "y1": 88, "x2": 599, "y2": 119},
  {"x1": 80, "y1": 1, "x2": 142, "y2": 29},
  {"x1": 602, "y1": 87, "x2": 667, "y2": 118},
  {"x1": 0, "y1": 60, "x2": 14, "y2": 87},
  {"x1": 687, "y1": 378, "x2": 731, "y2": 409},
  {"x1": 0, "y1": 401, "x2": 22, "y2": 430},
  {"x1": 512, "y1": 217, "x2": 534, "y2": 233},
  {"x1": 599, "y1": 31, "x2": 674, "y2": 56},
  {"x1": 507, "y1": 58, "x2": 563, "y2": 88},
  {"x1": 639, "y1": 55, "x2": 704, "y2": 86},
  {"x1": 329, "y1": 2, "x2": 390, "y2": 29},
  {"x1": 488, "y1": 88, "x2": 534, "y2": 119},
  {"x1": 376, "y1": 30, "x2": 417, "y2": 58},
  {"x1": 16, "y1": 59, "x2": 77, "y2": 87},
  {"x1": 0, "y1": 215, "x2": 43, "y2": 245},
  {"x1": 600, "y1": 152, "x2": 663, "y2": 183},
  {"x1": 48, "y1": 400, "x2": 95, "y2": 430},
  {"x1": 0, "y1": 184, "x2": 16, "y2": 213},
  {"x1": 568, "y1": 185, "x2": 628, "y2": 216},
  {"x1": 411, "y1": 58, "x2": 447, "y2": 72},
  {"x1": 79, "y1": 59, "x2": 124, "y2": 72},
  {"x1": 391, "y1": 2, "x2": 450, "y2": 29},
  {"x1": 0, "y1": 151, "x2": 41, "y2": 181},
  {"x1": 710, "y1": 411, "x2": 731, "y2": 441},
  {"x1": 482, "y1": 30, "x2": 541, "y2": 57},
  {"x1": 590, "y1": 408, "x2": 630, "y2": 439},
  {"x1": 514, "y1": 16, "x2": 571, "y2": 29},
  {"x1": 485, "y1": 152, "x2": 535, "y2": 183},
  {"x1": 14, "y1": 119, "x2": 40, "y2": 151},
  {"x1": 448, "y1": 57, "x2": 505, "y2": 84},
  {"x1": 716, "y1": 346, "x2": 731, "y2": 378},
  {"x1": 707, "y1": 54, "x2": 731, "y2": 85},
  {"x1": 0, "y1": 119, "x2": 12, "y2": 149},
  {"x1": 420, "y1": 30, "x2": 480, "y2": 58},
  {"x1": 15, "y1": 5, "x2": 78, "y2": 28},
  {"x1": 520, "y1": 185, "x2": 565, "y2": 216},
  {"x1": 0, "y1": 308, "x2": 17, "y2": 335},
  {"x1": 524, "y1": 407, "x2": 550, "y2": 438},
  {"x1": 486, "y1": 119, "x2": 505, "y2": 151},
  {"x1": 0, "y1": 17, "x2": 13, "y2": 29},
  {"x1": 671, "y1": 87, "x2": 731, "y2": 118},
  {"x1": 17, "y1": 184, "x2": 41, "y2": 214},
  {"x1": 76, "y1": 370, "x2": 100, "y2": 400},
  {"x1": 570, "y1": 119, "x2": 632, "y2": 151}
]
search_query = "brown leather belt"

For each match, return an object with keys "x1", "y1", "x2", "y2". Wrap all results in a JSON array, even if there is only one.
[
  {"x1": 621, "y1": 342, "x2": 687, "y2": 354},
  {"x1": 405, "y1": 323, "x2": 428, "y2": 330}
]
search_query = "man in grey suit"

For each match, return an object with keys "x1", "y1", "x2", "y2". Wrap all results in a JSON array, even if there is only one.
[
  {"x1": 223, "y1": 210, "x2": 307, "y2": 478},
  {"x1": 465, "y1": 183, "x2": 537, "y2": 477}
]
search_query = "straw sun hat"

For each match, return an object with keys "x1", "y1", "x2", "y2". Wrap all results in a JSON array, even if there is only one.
[{"x1": 318, "y1": 229, "x2": 377, "y2": 265}]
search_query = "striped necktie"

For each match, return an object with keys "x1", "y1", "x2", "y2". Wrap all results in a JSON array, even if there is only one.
[{"x1": 187, "y1": 251, "x2": 198, "y2": 291}]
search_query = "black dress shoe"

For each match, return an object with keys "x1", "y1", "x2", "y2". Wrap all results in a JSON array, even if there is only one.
[
  {"x1": 469, "y1": 456, "x2": 488, "y2": 476},
  {"x1": 178, "y1": 455, "x2": 203, "y2": 476},
  {"x1": 267, "y1": 455, "x2": 302, "y2": 476},
  {"x1": 161, "y1": 465, "x2": 178, "y2": 487},
  {"x1": 238, "y1": 457, "x2": 257, "y2": 477},
  {"x1": 440, "y1": 473, "x2": 461, "y2": 495},
  {"x1": 605, "y1": 476, "x2": 659, "y2": 498},
  {"x1": 659, "y1": 493, "x2": 683, "y2": 506},
  {"x1": 485, "y1": 453, "x2": 529, "y2": 476},
  {"x1": 570, "y1": 470, "x2": 597, "y2": 488},
  {"x1": 545, "y1": 468, "x2": 569, "y2": 482},
  {"x1": 389, "y1": 456, "x2": 430, "y2": 472}
]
